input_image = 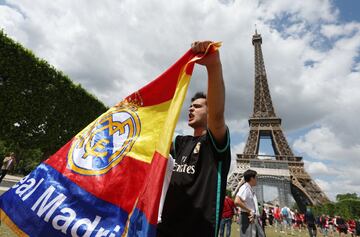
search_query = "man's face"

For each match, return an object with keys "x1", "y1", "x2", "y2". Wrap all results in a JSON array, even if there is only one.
[
  {"x1": 249, "y1": 176, "x2": 257, "y2": 186},
  {"x1": 188, "y1": 98, "x2": 207, "y2": 129}
]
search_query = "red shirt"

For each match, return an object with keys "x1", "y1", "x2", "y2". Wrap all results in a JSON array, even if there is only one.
[
  {"x1": 222, "y1": 196, "x2": 236, "y2": 219},
  {"x1": 274, "y1": 207, "x2": 281, "y2": 220},
  {"x1": 348, "y1": 220, "x2": 356, "y2": 232}
]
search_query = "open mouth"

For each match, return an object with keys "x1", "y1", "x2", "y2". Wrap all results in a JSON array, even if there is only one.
[{"x1": 188, "y1": 113, "x2": 194, "y2": 121}]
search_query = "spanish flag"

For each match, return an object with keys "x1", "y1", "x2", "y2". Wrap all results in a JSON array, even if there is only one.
[{"x1": 0, "y1": 43, "x2": 221, "y2": 237}]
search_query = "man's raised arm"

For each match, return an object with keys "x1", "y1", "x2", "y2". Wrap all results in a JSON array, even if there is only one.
[{"x1": 191, "y1": 41, "x2": 227, "y2": 145}]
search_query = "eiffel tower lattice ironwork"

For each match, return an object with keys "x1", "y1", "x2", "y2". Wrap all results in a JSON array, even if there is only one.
[{"x1": 227, "y1": 31, "x2": 329, "y2": 211}]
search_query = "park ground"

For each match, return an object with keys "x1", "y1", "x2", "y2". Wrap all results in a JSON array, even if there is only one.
[
  {"x1": 0, "y1": 222, "x2": 354, "y2": 237},
  {"x1": 0, "y1": 178, "x2": 355, "y2": 237}
]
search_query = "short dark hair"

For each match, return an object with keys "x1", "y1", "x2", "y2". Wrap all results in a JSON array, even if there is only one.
[
  {"x1": 191, "y1": 92, "x2": 206, "y2": 102},
  {"x1": 243, "y1": 169, "x2": 257, "y2": 182}
]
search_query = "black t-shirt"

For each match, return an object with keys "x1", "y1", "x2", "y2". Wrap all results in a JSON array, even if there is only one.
[
  {"x1": 157, "y1": 128, "x2": 231, "y2": 237},
  {"x1": 305, "y1": 211, "x2": 316, "y2": 226},
  {"x1": 336, "y1": 218, "x2": 347, "y2": 229}
]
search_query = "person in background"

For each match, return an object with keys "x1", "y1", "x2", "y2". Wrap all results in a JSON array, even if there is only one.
[
  {"x1": 328, "y1": 216, "x2": 334, "y2": 237},
  {"x1": 348, "y1": 219, "x2": 356, "y2": 237},
  {"x1": 281, "y1": 206, "x2": 291, "y2": 234},
  {"x1": 355, "y1": 218, "x2": 360, "y2": 237},
  {"x1": 235, "y1": 169, "x2": 265, "y2": 237},
  {"x1": 301, "y1": 213, "x2": 306, "y2": 231},
  {"x1": 268, "y1": 207, "x2": 274, "y2": 226},
  {"x1": 316, "y1": 216, "x2": 321, "y2": 229},
  {"x1": 320, "y1": 214, "x2": 328, "y2": 236},
  {"x1": 335, "y1": 215, "x2": 347, "y2": 237},
  {"x1": 294, "y1": 209, "x2": 303, "y2": 233},
  {"x1": 324, "y1": 215, "x2": 329, "y2": 237},
  {"x1": 260, "y1": 205, "x2": 267, "y2": 234},
  {"x1": 304, "y1": 207, "x2": 317, "y2": 237},
  {"x1": 274, "y1": 204, "x2": 282, "y2": 233},
  {"x1": 290, "y1": 209, "x2": 295, "y2": 235},
  {"x1": 219, "y1": 195, "x2": 236, "y2": 237},
  {"x1": 0, "y1": 152, "x2": 16, "y2": 183}
]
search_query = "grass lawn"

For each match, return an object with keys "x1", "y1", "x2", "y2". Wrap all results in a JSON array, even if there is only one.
[
  {"x1": 0, "y1": 222, "x2": 353, "y2": 237},
  {"x1": 0, "y1": 222, "x2": 15, "y2": 237}
]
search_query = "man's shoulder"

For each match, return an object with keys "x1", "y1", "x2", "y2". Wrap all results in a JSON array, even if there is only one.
[
  {"x1": 174, "y1": 135, "x2": 194, "y2": 146},
  {"x1": 237, "y1": 183, "x2": 250, "y2": 194},
  {"x1": 3, "y1": 156, "x2": 10, "y2": 161},
  {"x1": 175, "y1": 134, "x2": 194, "y2": 140}
]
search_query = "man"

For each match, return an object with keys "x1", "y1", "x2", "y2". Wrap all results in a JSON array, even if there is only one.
[
  {"x1": 336, "y1": 215, "x2": 348, "y2": 237},
  {"x1": 304, "y1": 207, "x2": 317, "y2": 237},
  {"x1": 273, "y1": 204, "x2": 282, "y2": 233},
  {"x1": 294, "y1": 209, "x2": 303, "y2": 232},
  {"x1": 157, "y1": 41, "x2": 231, "y2": 237},
  {"x1": 355, "y1": 218, "x2": 360, "y2": 237},
  {"x1": 234, "y1": 169, "x2": 265, "y2": 237},
  {"x1": 268, "y1": 207, "x2": 274, "y2": 226},
  {"x1": 320, "y1": 214, "x2": 329, "y2": 237},
  {"x1": 0, "y1": 152, "x2": 16, "y2": 183},
  {"x1": 220, "y1": 195, "x2": 237, "y2": 237},
  {"x1": 281, "y1": 205, "x2": 292, "y2": 234},
  {"x1": 260, "y1": 205, "x2": 267, "y2": 233}
]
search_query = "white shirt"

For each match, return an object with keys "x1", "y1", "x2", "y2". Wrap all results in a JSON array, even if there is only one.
[
  {"x1": 157, "y1": 155, "x2": 175, "y2": 223},
  {"x1": 236, "y1": 182, "x2": 259, "y2": 216},
  {"x1": 290, "y1": 210, "x2": 295, "y2": 219},
  {"x1": 281, "y1": 206, "x2": 291, "y2": 218}
]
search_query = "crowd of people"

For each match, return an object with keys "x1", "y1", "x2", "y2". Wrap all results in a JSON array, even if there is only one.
[
  {"x1": 219, "y1": 199, "x2": 360, "y2": 237},
  {"x1": 267, "y1": 206, "x2": 360, "y2": 237}
]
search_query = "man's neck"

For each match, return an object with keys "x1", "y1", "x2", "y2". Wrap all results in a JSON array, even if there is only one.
[
  {"x1": 193, "y1": 127, "x2": 207, "y2": 137},
  {"x1": 247, "y1": 182, "x2": 256, "y2": 188}
]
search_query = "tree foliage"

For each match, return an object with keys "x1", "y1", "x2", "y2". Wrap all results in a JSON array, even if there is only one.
[
  {"x1": 0, "y1": 30, "x2": 107, "y2": 175},
  {"x1": 314, "y1": 193, "x2": 360, "y2": 220},
  {"x1": 336, "y1": 193, "x2": 358, "y2": 202}
]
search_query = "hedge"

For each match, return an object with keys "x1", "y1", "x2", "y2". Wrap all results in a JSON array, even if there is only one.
[{"x1": 0, "y1": 30, "x2": 107, "y2": 175}]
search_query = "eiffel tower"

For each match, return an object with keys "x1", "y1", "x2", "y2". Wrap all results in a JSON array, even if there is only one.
[{"x1": 227, "y1": 31, "x2": 329, "y2": 211}]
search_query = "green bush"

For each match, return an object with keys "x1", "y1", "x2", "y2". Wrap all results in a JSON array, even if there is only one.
[{"x1": 0, "y1": 30, "x2": 107, "y2": 175}]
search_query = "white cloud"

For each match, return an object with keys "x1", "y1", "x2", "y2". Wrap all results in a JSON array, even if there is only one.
[
  {"x1": 314, "y1": 177, "x2": 360, "y2": 201},
  {"x1": 321, "y1": 22, "x2": 360, "y2": 39},
  {"x1": 294, "y1": 126, "x2": 360, "y2": 200},
  {"x1": 305, "y1": 161, "x2": 333, "y2": 175},
  {"x1": 257, "y1": 0, "x2": 338, "y2": 23},
  {"x1": 232, "y1": 142, "x2": 246, "y2": 155},
  {"x1": 294, "y1": 126, "x2": 360, "y2": 162}
]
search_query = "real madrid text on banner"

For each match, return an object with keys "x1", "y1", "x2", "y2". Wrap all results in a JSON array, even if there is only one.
[{"x1": 0, "y1": 42, "x2": 221, "y2": 237}]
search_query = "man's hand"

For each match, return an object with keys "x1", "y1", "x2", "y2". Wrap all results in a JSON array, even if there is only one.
[
  {"x1": 249, "y1": 211, "x2": 255, "y2": 223},
  {"x1": 191, "y1": 41, "x2": 221, "y2": 68}
]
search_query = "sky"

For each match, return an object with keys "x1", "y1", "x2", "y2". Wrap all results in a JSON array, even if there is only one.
[{"x1": 0, "y1": 0, "x2": 359, "y2": 200}]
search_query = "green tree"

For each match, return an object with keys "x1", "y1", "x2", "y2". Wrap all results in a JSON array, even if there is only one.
[
  {"x1": 314, "y1": 193, "x2": 360, "y2": 220},
  {"x1": 336, "y1": 193, "x2": 359, "y2": 201}
]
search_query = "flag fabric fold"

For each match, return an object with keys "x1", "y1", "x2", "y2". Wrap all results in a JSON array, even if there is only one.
[{"x1": 0, "y1": 43, "x2": 221, "y2": 237}]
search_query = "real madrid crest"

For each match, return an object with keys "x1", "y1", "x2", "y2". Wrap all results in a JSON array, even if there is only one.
[
  {"x1": 67, "y1": 103, "x2": 141, "y2": 175},
  {"x1": 194, "y1": 142, "x2": 201, "y2": 154}
]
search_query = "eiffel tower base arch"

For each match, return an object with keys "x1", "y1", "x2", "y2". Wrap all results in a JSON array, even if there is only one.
[
  {"x1": 255, "y1": 175, "x2": 293, "y2": 208},
  {"x1": 227, "y1": 159, "x2": 322, "y2": 213}
]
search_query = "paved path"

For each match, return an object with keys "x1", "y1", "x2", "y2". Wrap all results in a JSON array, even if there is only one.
[{"x1": 0, "y1": 174, "x2": 23, "y2": 195}]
